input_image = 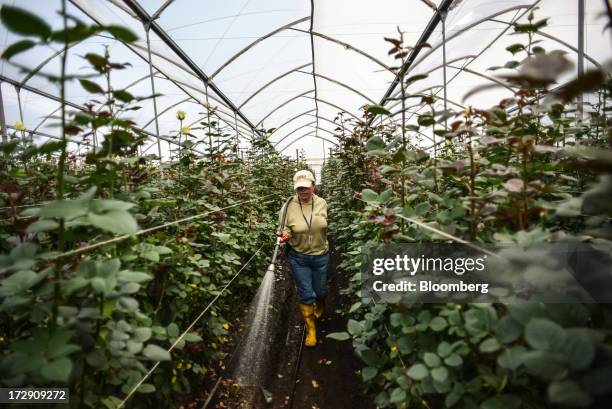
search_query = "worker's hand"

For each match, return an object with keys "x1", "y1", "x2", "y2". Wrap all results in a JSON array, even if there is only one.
[{"x1": 277, "y1": 231, "x2": 290, "y2": 244}]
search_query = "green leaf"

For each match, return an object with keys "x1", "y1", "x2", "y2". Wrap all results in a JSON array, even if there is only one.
[
  {"x1": 424, "y1": 352, "x2": 441, "y2": 368},
  {"x1": 326, "y1": 332, "x2": 350, "y2": 341},
  {"x1": 437, "y1": 341, "x2": 452, "y2": 358},
  {"x1": 37, "y1": 199, "x2": 89, "y2": 220},
  {"x1": 1, "y1": 39, "x2": 36, "y2": 60},
  {"x1": 521, "y1": 350, "x2": 568, "y2": 381},
  {"x1": 417, "y1": 115, "x2": 434, "y2": 126},
  {"x1": 366, "y1": 105, "x2": 391, "y2": 116},
  {"x1": 142, "y1": 344, "x2": 171, "y2": 361},
  {"x1": 365, "y1": 135, "x2": 385, "y2": 152},
  {"x1": 497, "y1": 346, "x2": 526, "y2": 370},
  {"x1": 113, "y1": 90, "x2": 134, "y2": 102},
  {"x1": 347, "y1": 319, "x2": 363, "y2": 336},
  {"x1": 118, "y1": 270, "x2": 152, "y2": 283},
  {"x1": 561, "y1": 334, "x2": 595, "y2": 370},
  {"x1": 184, "y1": 332, "x2": 202, "y2": 342},
  {"x1": 118, "y1": 296, "x2": 138, "y2": 311},
  {"x1": 429, "y1": 316, "x2": 447, "y2": 332},
  {"x1": 26, "y1": 219, "x2": 59, "y2": 233},
  {"x1": 137, "y1": 383, "x2": 156, "y2": 394},
  {"x1": 79, "y1": 79, "x2": 104, "y2": 94},
  {"x1": 362, "y1": 366, "x2": 378, "y2": 382},
  {"x1": 389, "y1": 388, "x2": 406, "y2": 404},
  {"x1": 431, "y1": 366, "x2": 449, "y2": 382},
  {"x1": 0, "y1": 6, "x2": 51, "y2": 39},
  {"x1": 167, "y1": 323, "x2": 179, "y2": 338},
  {"x1": 361, "y1": 189, "x2": 379, "y2": 203},
  {"x1": 41, "y1": 357, "x2": 72, "y2": 383},
  {"x1": 407, "y1": 363, "x2": 429, "y2": 380},
  {"x1": 479, "y1": 337, "x2": 500, "y2": 353},
  {"x1": 444, "y1": 353, "x2": 463, "y2": 367},
  {"x1": 548, "y1": 380, "x2": 592, "y2": 408},
  {"x1": 104, "y1": 25, "x2": 138, "y2": 42},
  {"x1": 405, "y1": 74, "x2": 428, "y2": 86},
  {"x1": 494, "y1": 315, "x2": 522, "y2": 344},
  {"x1": 525, "y1": 318, "x2": 566, "y2": 351},
  {"x1": 126, "y1": 340, "x2": 143, "y2": 354},
  {"x1": 132, "y1": 327, "x2": 152, "y2": 343},
  {"x1": 88, "y1": 210, "x2": 138, "y2": 235},
  {"x1": 505, "y1": 43, "x2": 524, "y2": 55}
]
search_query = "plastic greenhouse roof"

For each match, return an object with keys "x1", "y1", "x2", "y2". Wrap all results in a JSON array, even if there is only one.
[{"x1": 0, "y1": 0, "x2": 610, "y2": 169}]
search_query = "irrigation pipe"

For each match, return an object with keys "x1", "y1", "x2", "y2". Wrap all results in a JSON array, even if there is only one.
[
  {"x1": 117, "y1": 243, "x2": 267, "y2": 409},
  {"x1": 44, "y1": 193, "x2": 281, "y2": 261}
]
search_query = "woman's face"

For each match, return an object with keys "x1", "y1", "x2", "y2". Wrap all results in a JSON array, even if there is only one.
[{"x1": 296, "y1": 184, "x2": 315, "y2": 202}]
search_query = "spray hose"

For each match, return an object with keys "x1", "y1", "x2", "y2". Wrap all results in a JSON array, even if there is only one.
[{"x1": 268, "y1": 195, "x2": 293, "y2": 271}]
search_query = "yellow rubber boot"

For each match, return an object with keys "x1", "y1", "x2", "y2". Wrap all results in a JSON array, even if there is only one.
[
  {"x1": 313, "y1": 298, "x2": 325, "y2": 319},
  {"x1": 299, "y1": 303, "x2": 317, "y2": 347}
]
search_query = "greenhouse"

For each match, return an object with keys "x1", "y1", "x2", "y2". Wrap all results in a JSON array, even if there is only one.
[{"x1": 0, "y1": 0, "x2": 610, "y2": 408}]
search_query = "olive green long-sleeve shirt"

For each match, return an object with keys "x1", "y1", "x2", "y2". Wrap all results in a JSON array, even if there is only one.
[{"x1": 278, "y1": 193, "x2": 329, "y2": 255}]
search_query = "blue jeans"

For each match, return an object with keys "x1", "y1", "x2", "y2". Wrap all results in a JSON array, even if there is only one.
[{"x1": 285, "y1": 246, "x2": 330, "y2": 305}]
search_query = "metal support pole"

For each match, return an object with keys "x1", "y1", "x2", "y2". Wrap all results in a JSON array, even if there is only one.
[
  {"x1": 15, "y1": 86, "x2": 28, "y2": 143},
  {"x1": 204, "y1": 83, "x2": 213, "y2": 160},
  {"x1": 145, "y1": 25, "x2": 163, "y2": 163},
  {"x1": 577, "y1": 0, "x2": 585, "y2": 125},
  {"x1": 233, "y1": 112, "x2": 239, "y2": 158},
  {"x1": 441, "y1": 9, "x2": 448, "y2": 131},
  {"x1": 0, "y1": 83, "x2": 7, "y2": 146}
]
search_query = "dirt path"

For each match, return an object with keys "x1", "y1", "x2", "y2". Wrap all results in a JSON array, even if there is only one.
[
  {"x1": 207, "y1": 242, "x2": 374, "y2": 409},
  {"x1": 285, "y1": 244, "x2": 374, "y2": 409}
]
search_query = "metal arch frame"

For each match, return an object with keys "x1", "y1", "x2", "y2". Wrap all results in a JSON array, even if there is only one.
[
  {"x1": 385, "y1": 12, "x2": 600, "y2": 104},
  {"x1": 278, "y1": 132, "x2": 338, "y2": 153},
  {"x1": 268, "y1": 108, "x2": 316, "y2": 137},
  {"x1": 141, "y1": 93, "x2": 252, "y2": 137},
  {"x1": 305, "y1": 113, "x2": 345, "y2": 133},
  {"x1": 149, "y1": 74, "x2": 252, "y2": 130},
  {"x1": 78, "y1": 0, "x2": 262, "y2": 137},
  {"x1": 255, "y1": 89, "x2": 314, "y2": 127},
  {"x1": 488, "y1": 18, "x2": 603, "y2": 69},
  {"x1": 146, "y1": 75, "x2": 254, "y2": 139},
  {"x1": 297, "y1": 70, "x2": 377, "y2": 104},
  {"x1": 273, "y1": 124, "x2": 337, "y2": 148},
  {"x1": 271, "y1": 121, "x2": 316, "y2": 147},
  {"x1": 447, "y1": 65, "x2": 517, "y2": 93},
  {"x1": 387, "y1": 85, "x2": 447, "y2": 112},
  {"x1": 304, "y1": 124, "x2": 337, "y2": 138},
  {"x1": 210, "y1": 16, "x2": 310, "y2": 79},
  {"x1": 370, "y1": 0, "x2": 455, "y2": 124},
  {"x1": 6, "y1": 124, "x2": 86, "y2": 146},
  {"x1": 303, "y1": 96, "x2": 360, "y2": 121},
  {"x1": 408, "y1": 3, "x2": 537, "y2": 77},
  {"x1": 238, "y1": 63, "x2": 312, "y2": 109},
  {"x1": 309, "y1": 0, "x2": 320, "y2": 144},
  {"x1": 373, "y1": 2, "x2": 536, "y2": 124},
  {"x1": 403, "y1": 5, "x2": 536, "y2": 127},
  {"x1": 288, "y1": 29, "x2": 393, "y2": 74},
  {"x1": 0, "y1": 75, "x2": 208, "y2": 155},
  {"x1": 385, "y1": 3, "x2": 536, "y2": 127},
  {"x1": 183, "y1": 109, "x2": 254, "y2": 140}
]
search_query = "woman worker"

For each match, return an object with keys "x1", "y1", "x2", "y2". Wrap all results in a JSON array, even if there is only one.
[{"x1": 277, "y1": 169, "x2": 330, "y2": 347}]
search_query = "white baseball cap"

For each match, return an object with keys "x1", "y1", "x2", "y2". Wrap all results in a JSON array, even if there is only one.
[{"x1": 293, "y1": 169, "x2": 315, "y2": 190}]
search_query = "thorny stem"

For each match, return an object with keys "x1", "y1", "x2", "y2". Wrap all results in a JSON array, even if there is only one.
[{"x1": 53, "y1": 0, "x2": 69, "y2": 327}]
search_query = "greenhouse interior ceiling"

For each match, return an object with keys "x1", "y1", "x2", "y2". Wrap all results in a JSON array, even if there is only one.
[
  {"x1": 1, "y1": 1, "x2": 612, "y2": 408},
  {"x1": 0, "y1": 0, "x2": 609, "y2": 174}
]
